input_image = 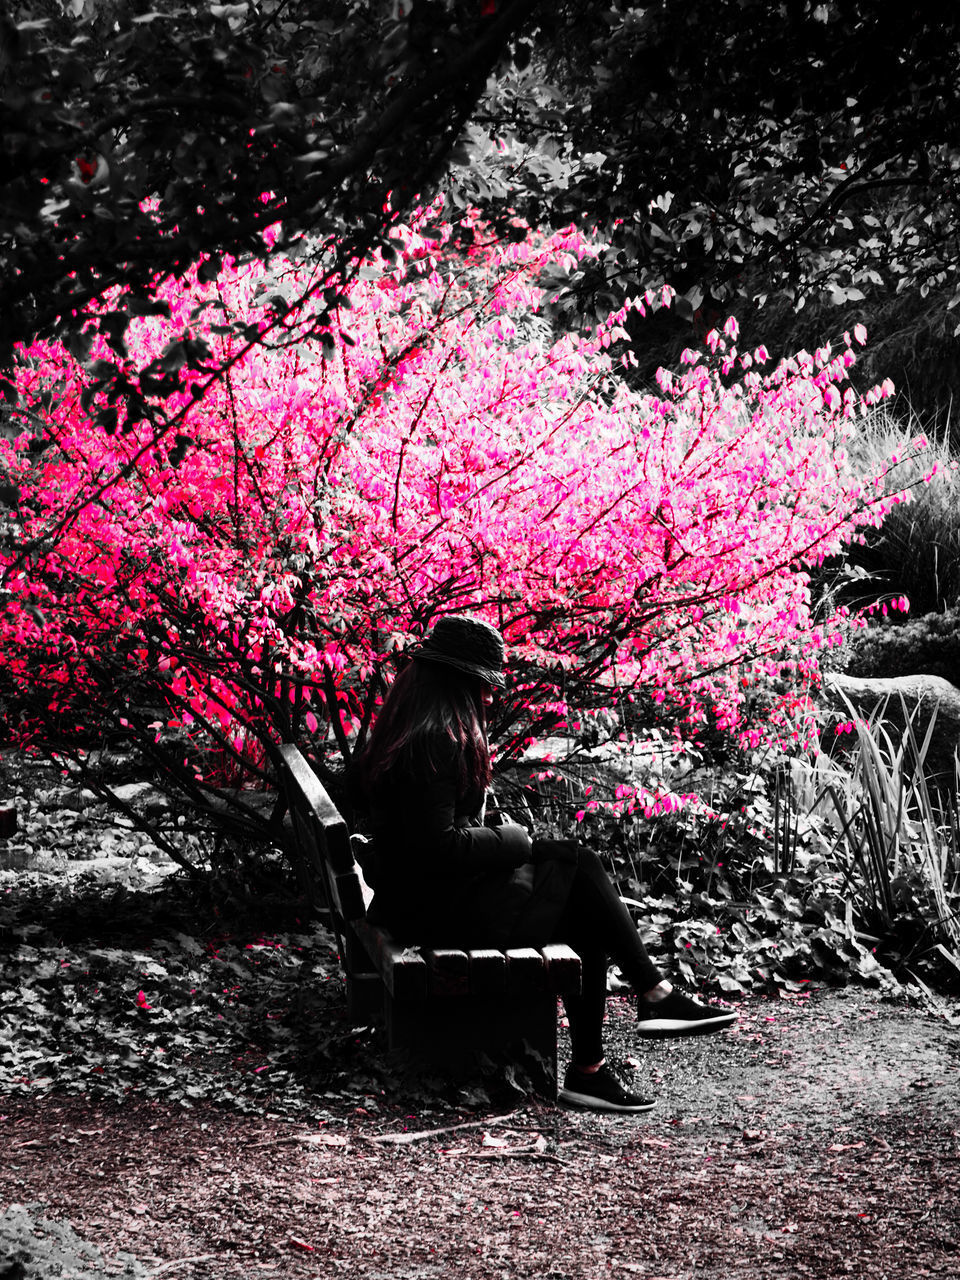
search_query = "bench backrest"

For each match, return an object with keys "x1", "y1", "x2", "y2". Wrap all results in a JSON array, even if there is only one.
[
  {"x1": 279, "y1": 746, "x2": 582, "y2": 1015},
  {"x1": 278, "y1": 744, "x2": 369, "y2": 931}
]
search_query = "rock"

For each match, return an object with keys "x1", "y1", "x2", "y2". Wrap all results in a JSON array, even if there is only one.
[
  {"x1": 111, "y1": 781, "x2": 155, "y2": 803},
  {"x1": 822, "y1": 672, "x2": 960, "y2": 782}
]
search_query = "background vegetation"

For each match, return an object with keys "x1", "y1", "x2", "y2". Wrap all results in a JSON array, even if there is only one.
[{"x1": 2, "y1": 0, "x2": 960, "y2": 1037}]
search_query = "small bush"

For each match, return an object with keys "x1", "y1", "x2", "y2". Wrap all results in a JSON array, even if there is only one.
[
  {"x1": 846, "y1": 606, "x2": 960, "y2": 682},
  {"x1": 514, "y1": 689, "x2": 960, "y2": 996}
]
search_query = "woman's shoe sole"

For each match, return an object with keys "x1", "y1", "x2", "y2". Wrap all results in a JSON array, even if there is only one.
[
  {"x1": 558, "y1": 1087, "x2": 655, "y2": 1113},
  {"x1": 636, "y1": 1012, "x2": 738, "y2": 1038}
]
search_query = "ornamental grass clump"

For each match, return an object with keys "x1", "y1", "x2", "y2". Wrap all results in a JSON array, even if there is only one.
[
  {"x1": 837, "y1": 407, "x2": 960, "y2": 614},
  {"x1": 793, "y1": 694, "x2": 960, "y2": 985}
]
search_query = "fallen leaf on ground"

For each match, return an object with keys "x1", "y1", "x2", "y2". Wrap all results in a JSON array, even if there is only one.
[
  {"x1": 481, "y1": 1131, "x2": 510, "y2": 1148},
  {"x1": 302, "y1": 1132, "x2": 348, "y2": 1147}
]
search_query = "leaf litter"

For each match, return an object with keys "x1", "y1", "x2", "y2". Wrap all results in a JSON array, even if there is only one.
[{"x1": 1, "y1": 752, "x2": 960, "y2": 1277}]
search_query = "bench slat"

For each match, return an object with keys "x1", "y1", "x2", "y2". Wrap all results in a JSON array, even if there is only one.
[
  {"x1": 333, "y1": 870, "x2": 367, "y2": 925},
  {"x1": 427, "y1": 948, "x2": 470, "y2": 998},
  {"x1": 540, "y1": 943, "x2": 582, "y2": 993},
  {"x1": 355, "y1": 922, "x2": 429, "y2": 1001},
  {"x1": 385, "y1": 948, "x2": 430, "y2": 1002},
  {"x1": 505, "y1": 947, "x2": 547, "y2": 994},
  {"x1": 467, "y1": 948, "x2": 507, "y2": 997},
  {"x1": 279, "y1": 744, "x2": 353, "y2": 873}
]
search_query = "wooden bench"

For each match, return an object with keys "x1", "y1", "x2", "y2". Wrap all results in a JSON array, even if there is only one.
[{"x1": 278, "y1": 744, "x2": 581, "y2": 1095}]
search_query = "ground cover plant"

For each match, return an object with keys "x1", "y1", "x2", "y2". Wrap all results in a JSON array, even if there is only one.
[
  {"x1": 0, "y1": 751, "x2": 385, "y2": 1113},
  {"x1": 509, "y1": 705, "x2": 960, "y2": 999}
]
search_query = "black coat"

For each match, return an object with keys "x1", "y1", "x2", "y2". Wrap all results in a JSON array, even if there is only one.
[{"x1": 362, "y1": 739, "x2": 575, "y2": 949}]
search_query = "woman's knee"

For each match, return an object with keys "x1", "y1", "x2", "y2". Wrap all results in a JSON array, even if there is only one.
[{"x1": 574, "y1": 843, "x2": 608, "y2": 881}]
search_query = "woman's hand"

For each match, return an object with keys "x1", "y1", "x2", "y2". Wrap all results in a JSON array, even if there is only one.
[{"x1": 487, "y1": 810, "x2": 515, "y2": 828}]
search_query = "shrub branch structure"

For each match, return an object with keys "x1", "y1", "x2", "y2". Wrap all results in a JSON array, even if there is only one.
[{"x1": 0, "y1": 209, "x2": 927, "y2": 874}]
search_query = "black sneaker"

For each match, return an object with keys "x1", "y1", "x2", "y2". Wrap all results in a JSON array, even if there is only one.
[
  {"x1": 559, "y1": 1063, "x2": 655, "y2": 1113},
  {"x1": 636, "y1": 990, "x2": 738, "y2": 1038}
]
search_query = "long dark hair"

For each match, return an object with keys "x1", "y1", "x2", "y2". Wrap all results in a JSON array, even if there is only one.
[{"x1": 355, "y1": 659, "x2": 492, "y2": 795}]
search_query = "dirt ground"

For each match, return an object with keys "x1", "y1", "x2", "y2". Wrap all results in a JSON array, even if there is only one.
[{"x1": 2, "y1": 987, "x2": 959, "y2": 1280}]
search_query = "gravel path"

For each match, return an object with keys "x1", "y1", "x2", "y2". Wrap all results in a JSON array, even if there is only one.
[{"x1": 2, "y1": 987, "x2": 959, "y2": 1279}]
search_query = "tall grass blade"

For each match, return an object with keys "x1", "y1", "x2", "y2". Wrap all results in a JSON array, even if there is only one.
[{"x1": 816, "y1": 689, "x2": 960, "y2": 957}]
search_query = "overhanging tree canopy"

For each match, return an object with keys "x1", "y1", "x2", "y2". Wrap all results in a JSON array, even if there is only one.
[
  {"x1": 3, "y1": 0, "x2": 960, "y2": 382},
  {"x1": 0, "y1": 0, "x2": 538, "y2": 394}
]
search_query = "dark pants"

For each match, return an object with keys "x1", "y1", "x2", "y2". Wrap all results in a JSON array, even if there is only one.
[{"x1": 549, "y1": 846, "x2": 663, "y2": 1065}]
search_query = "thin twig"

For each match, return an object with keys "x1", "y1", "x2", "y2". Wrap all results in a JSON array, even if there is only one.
[
  {"x1": 368, "y1": 1110, "x2": 521, "y2": 1145},
  {"x1": 148, "y1": 1256, "x2": 219, "y2": 1277},
  {"x1": 247, "y1": 1110, "x2": 523, "y2": 1150}
]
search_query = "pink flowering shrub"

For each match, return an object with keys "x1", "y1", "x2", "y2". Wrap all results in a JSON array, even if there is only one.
[{"x1": 0, "y1": 208, "x2": 925, "y2": 849}]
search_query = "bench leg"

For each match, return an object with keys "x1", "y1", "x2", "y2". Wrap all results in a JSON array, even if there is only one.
[
  {"x1": 384, "y1": 992, "x2": 559, "y2": 1098},
  {"x1": 346, "y1": 970, "x2": 386, "y2": 1023}
]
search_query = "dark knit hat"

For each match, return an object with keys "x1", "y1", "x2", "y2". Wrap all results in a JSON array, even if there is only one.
[{"x1": 412, "y1": 615, "x2": 507, "y2": 688}]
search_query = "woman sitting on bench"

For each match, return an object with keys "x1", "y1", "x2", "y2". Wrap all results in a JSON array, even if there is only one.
[{"x1": 354, "y1": 615, "x2": 737, "y2": 1113}]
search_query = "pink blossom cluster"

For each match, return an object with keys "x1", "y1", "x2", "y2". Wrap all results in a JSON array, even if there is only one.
[{"x1": 0, "y1": 208, "x2": 918, "y2": 786}]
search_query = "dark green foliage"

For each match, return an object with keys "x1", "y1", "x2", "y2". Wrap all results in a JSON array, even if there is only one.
[
  {"x1": 465, "y1": 3, "x2": 960, "y2": 416},
  {"x1": 5, "y1": 0, "x2": 960, "y2": 416},
  {"x1": 846, "y1": 608, "x2": 960, "y2": 682},
  {"x1": 501, "y1": 701, "x2": 960, "y2": 998},
  {"x1": 573, "y1": 758, "x2": 914, "y2": 995},
  {"x1": 0, "y1": 0, "x2": 537, "y2": 394},
  {"x1": 535, "y1": 2, "x2": 960, "y2": 315}
]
